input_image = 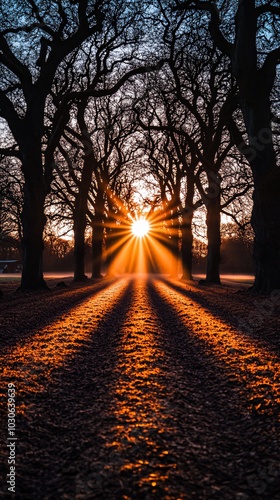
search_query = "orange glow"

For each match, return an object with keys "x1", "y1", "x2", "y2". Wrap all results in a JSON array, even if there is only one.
[
  {"x1": 105, "y1": 206, "x2": 181, "y2": 276},
  {"x1": 131, "y1": 218, "x2": 150, "y2": 238}
]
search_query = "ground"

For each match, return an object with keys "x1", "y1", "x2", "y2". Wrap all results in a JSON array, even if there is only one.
[{"x1": 0, "y1": 275, "x2": 280, "y2": 499}]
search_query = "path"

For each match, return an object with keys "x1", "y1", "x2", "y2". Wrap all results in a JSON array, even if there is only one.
[{"x1": 0, "y1": 277, "x2": 279, "y2": 499}]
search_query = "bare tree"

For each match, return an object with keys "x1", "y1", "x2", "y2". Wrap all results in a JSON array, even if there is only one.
[
  {"x1": 51, "y1": 91, "x2": 139, "y2": 279},
  {"x1": 0, "y1": 0, "x2": 164, "y2": 289},
  {"x1": 175, "y1": 0, "x2": 280, "y2": 293},
  {"x1": 159, "y1": 4, "x2": 238, "y2": 283}
]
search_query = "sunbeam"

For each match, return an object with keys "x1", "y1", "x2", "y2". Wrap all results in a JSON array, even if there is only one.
[{"x1": 105, "y1": 204, "x2": 181, "y2": 275}]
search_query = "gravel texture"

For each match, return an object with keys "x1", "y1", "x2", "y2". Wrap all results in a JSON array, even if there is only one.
[{"x1": 0, "y1": 276, "x2": 279, "y2": 499}]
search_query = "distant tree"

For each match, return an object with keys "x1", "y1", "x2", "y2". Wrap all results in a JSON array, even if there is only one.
[
  {"x1": 135, "y1": 102, "x2": 199, "y2": 278},
  {"x1": 51, "y1": 92, "x2": 139, "y2": 279},
  {"x1": 134, "y1": 26, "x2": 237, "y2": 282},
  {"x1": 159, "y1": 4, "x2": 237, "y2": 284},
  {"x1": 43, "y1": 234, "x2": 74, "y2": 272},
  {"x1": 220, "y1": 222, "x2": 254, "y2": 274},
  {"x1": 0, "y1": 156, "x2": 23, "y2": 243}
]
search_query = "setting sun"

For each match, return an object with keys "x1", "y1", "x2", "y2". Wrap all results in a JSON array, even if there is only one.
[{"x1": 132, "y1": 218, "x2": 150, "y2": 238}]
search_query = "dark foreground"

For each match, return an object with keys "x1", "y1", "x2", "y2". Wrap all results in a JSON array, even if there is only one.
[{"x1": 0, "y1": 276, "x2": 280, "y2": 499}]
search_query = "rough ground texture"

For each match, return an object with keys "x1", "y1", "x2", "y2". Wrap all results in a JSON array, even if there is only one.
[{"x1": 0, "y1": 276, "x2": 280, "y2": 499}]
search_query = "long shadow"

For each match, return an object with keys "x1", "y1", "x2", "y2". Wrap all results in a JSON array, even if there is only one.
[
  {"x1": 2, "y1": 280, "x2": 134, "y2": 499},
  {"x1": 146, "y1": 279, "x2": 280, "y2": 499},
  {"x1": 0, "y1": 278, "x2": 118, "y2": 352},
  {"x1": 2, "y1": 277, "x2": 279, "y2": 499},
  {"x1": 153, "y1": 278, "x2": 280, "y2": 416},
  {"x1": 160, "y1": 277, "x2": 280, "y2": 356}
]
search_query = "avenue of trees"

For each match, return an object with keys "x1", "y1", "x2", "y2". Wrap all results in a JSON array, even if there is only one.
[{"x1": 0, "y1": 0, "x2": 279, "y2": 294}]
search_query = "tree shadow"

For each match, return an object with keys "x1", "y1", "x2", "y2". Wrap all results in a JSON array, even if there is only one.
[
  {"x1": 1, "y1": 277, "x2": 279, "y2": 499},
  {"x1": 0, "y1": 278, "x2": 118, "y2": 351},
  {"x1": 2, "y1": 279, "x2": 134, "y2": 499},
  {"x1": 146, "y1": 279, "x2": 280, "y2": 499},
  {"x1": 159, "y1": 277, "x2": 280, "y2": 356}
]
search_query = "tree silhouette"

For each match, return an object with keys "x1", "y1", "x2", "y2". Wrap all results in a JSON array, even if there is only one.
[
  {"x1": 175, "y1": 0, "x2": 280, "y2": 292},
  {"x1": 0, "y1": 0, "x2": 164, "y2": 289}
]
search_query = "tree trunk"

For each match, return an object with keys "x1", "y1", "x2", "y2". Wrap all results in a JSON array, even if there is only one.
[
  {"x1": 181, "y1": 177, "x2": 195, "y2": 281},
  {"x1": 91, "y1": 193, "x2": 104, "y2": 279},
  {"x1": 234, "y1": 0, "x2": 280, "y2": 293},
  {"x1": 251, "y1": 185, "x2": 280, "y2": 293},
  {"x1": 247, "y1": 109, "x2": 280, "y2": 294},
  {"x1": 205, "y1": 188, "x2": 221, "y2": 284},
  {"x1": 104, "y1": 198, "x2": 114, "y2": 276},
  {"x1": 181, "y1": 210, "x2": 193, "y2": 280},
  {"x1": 105, "y1": 218, "x2": 118, "y2": 276},
  {"x1": 105, "y1": 227, "x2": 113, "y2": 275},
  {"x1": 166, "y1": 232, "x2": 179, "y2": 277},
  {"x1": 73, "y1": 197, "x2": 88, "y2": 282},
  {"x1": 244, "y1": 100, "x2": 280, "y2": 293},
  {"x1": 18, "y1": 145, "x2": 48, "y2": 290},
  {"x1": 167, "y1": 210, "x2": 180, "y2": 277},
  {"x1": 92, "y1": 220, "x2": 103, "y2": 278},
  {"x1": 72, "y1": 104, "x2": 96, "y2": 281},
  {"x1": 20, "y1": 181, "x2": 47, "y2": 290}
]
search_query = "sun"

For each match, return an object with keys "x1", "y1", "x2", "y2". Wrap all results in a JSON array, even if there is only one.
[{"x1": 132, "y1": 218, "x2": 150, "y2": 238}]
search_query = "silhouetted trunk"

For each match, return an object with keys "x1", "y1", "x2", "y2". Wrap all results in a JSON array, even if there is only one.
[
  {"x1": 165, "y1": 231, "x2": 179, "y2": 277},
  {"x1": 243, "y1": 99, "x2": 280, "y2": 293},
  {"x1": 19, "y1": 142, "x2": 48, "y2": 290},
  {"x1": 181, "y1": 210, "x2": 193, "y2": 280},
  {"x1": 105, "y1": 216, "x2": 118, "y2": 276},
  {"x1": 92, "y1": 193, "x2": 104, "y2": 278},
  {"x1": 92, "y1": 223, "x2": 103, "y2": 278},
  {"x1": 104, "y1": 197, "x2": 114, "y2": 275},
  {"x1": 17, "y1": 94, "x2": 70, "y2": 290},
  {"x1": 20, "y1": 180, "x2": 47, "y2": 290},
  {"x1": 181, "y1": 179, "x2": 195, "y2": 280},
  {"x1": 105, "y1": 227, "x2": 113, "y2": 275},
  {"x1": 73, "y1": 198, "x2": 88, "y2": 282},
  {"x1": 205, "y1": 188, "x2": 221, "y2": 284},
  {"x1": 233, "y1": 1, "x2": 280, "y2": 293},
  {"x1": 72, "y1": 103, "x2": 97, "y2": 281},
  {"x1": 73, "y1": 160, "x2": 95, "y2": 280},
  {"x1": 166, "y1": 207, "x2": 180, "y2": 277}
]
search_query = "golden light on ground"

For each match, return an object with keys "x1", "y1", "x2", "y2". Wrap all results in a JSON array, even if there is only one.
[
  {"x1": 154, "y1": 278, "x2": 280, "y2": 417},
  {"x1": 132, "y1": 218, "x2": 150, "y2": 238},
  {"x1": 105, "y1": 279, "x2": 173, "y2": 493},
  {"x1": 0, "y1": 280, "x2": 128, "y2": 414}
]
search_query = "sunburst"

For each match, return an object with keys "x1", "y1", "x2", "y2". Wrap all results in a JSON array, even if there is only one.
[{"x1": 131, "y1": 218, "x2": 150, "y2": 238}]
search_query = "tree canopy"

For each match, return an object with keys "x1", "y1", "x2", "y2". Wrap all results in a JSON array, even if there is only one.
[{"x1": 0, "y1": 0, "x2": 279, "y2": 293}]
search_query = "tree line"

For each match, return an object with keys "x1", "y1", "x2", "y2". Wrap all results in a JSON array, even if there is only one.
[{"x1": 0, "y1": 0, "x2": 279, "y2": 293}]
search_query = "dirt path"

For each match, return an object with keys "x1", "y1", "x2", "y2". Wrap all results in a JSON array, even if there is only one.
[{"x1": 0, "y1": 277, "x2": 279, "y2": 499}]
